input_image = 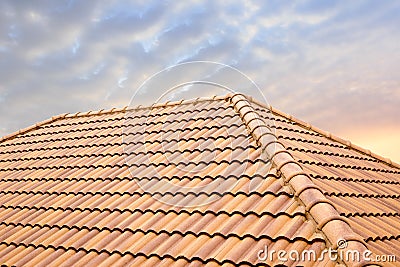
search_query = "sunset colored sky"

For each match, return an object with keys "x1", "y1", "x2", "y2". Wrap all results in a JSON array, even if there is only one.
[{"x1": 0, "y1": 1, "x2": 399, "y2": 162}]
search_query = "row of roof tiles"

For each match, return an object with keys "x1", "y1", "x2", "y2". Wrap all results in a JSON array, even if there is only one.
[{"x1": 0, "y1": 93, "x2": 398, "y2": 266}]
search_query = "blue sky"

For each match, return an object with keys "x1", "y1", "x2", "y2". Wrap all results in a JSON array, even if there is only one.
[{"x1": 0, "y1": 0, "x2": 399, "y2": 162}]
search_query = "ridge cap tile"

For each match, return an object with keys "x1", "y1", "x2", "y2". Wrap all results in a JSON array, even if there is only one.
[
  {"x1": 2, "y1": 92, "x2": 398, "y2": 169},
  {"x1": 229, "y1": 93, "x2": 373, "y2": 267},
  {"x1": 0, "y1": 93, "x2": 398, "y2": 267}
]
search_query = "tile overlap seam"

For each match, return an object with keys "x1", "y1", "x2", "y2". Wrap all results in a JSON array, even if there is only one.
[
  {"x1": 307, "y1": 175, "x2": 400, "y2": 185},
  {"x1": 15, "y1": 120, "x2": 244, "y2": 139},
  {"x1": 0, "y1": 221, "x2": 324, "y2": 243},
  {"x1": 0, "y1": 240, "x2": 315, "y2": 266},
  {"x1": 0, "y1": 189, "x2": 293, "y2": 198},
  {"x1": 0, "y1": 132, "x2": 251, "y2": 148},
  {"x1": 345, "y1": 212, "x2": 400, "y2": 218},
  {"x1": 0, "y1": 173, "x2": 276, "y2": 183},
  {"x1": 0, "y1": 157, "x2": 270, "y2": 172},
  {"x1": 324, "y1": 193, "x2": 399, "y2": 198},
  {"x1": 287, "y1": 147, "x2": 378, "y2": 162},
  {"x1": 279, "y1": 136, "x2": 347, "y2": 148},
  {"x1": 0, "y1": 145, "x2": 259, "y2": 163},
  {"x1": 0, "y1": 204, "x2": 306, "y2": 219},
  {"x1": 296, "y1": 160, "x2": 399, "y2": 174}
]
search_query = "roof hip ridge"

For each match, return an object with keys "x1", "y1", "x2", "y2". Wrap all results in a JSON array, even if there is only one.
[{"x1": 229, "y1": 93, "x2": 380, "y2": 267}]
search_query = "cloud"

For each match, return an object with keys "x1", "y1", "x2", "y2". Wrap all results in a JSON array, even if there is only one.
[{"x1": 0, "y1": 0, "x2": 399, "y2": 161}]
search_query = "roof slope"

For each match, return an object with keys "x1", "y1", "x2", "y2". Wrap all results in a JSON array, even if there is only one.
[{"x1": 0, "y1": 93, "x2": 398, "y2": 266}]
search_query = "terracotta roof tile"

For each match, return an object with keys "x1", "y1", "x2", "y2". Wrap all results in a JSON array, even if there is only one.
[{"x1": 0, "y1": 93, "x2": 399, "y2": 266}]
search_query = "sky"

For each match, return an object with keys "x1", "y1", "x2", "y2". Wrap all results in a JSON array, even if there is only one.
[{"x1": 0, "y1": 0, "x2": 399, "y2": 163}]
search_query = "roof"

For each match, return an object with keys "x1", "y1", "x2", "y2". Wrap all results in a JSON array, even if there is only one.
[{"x1": 0, "y1": 93, "x2": 399, "y2": 266}]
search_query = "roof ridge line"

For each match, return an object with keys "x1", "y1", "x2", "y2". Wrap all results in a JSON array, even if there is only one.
[
  {"x1": 0, "y1": 113, "x2": 69, "y2": 144},
  {"x1": 2, "y1": 92, "x2": 397, "y2": 171},
  {"x1": 62, "y1": 95, "x2": 231, "y2": 119},
  {"x1": 229, "y1": 93, "x2": 378, "y2": 267},
  {"x1": 0, "y1": 95, "x2": 231, "y2": 144}
]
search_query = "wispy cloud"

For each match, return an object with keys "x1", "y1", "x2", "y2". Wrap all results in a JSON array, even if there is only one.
[{"x1": 0, "y1": 0, "x2": 399, "y2": 161}]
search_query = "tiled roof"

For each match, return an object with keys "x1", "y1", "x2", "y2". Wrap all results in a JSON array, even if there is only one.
[{"x1": 0, "y1": 93, "x2": 398, "y2": 266}]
